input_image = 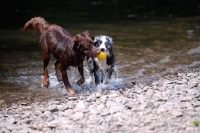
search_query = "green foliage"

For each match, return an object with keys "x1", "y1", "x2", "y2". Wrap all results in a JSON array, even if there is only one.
[{"x1": 193, "y1": 120, "x2": 200, "y2": 127}]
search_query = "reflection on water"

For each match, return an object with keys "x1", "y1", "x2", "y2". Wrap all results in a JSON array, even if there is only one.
[{"x1": 1, "y1": 17, "x2": 200, "y2": 106}]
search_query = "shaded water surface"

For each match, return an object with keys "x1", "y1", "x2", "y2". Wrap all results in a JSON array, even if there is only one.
[{"x1": 1, "y1": 17, "x2": 200, "y2": 106}]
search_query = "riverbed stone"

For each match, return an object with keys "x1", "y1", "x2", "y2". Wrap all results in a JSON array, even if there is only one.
[
  {"x1": 1, "y1": 71, "x2": 200, "y2": 132},
  {"x1": 70, "y1": 112, "x2": 83, "y2": 121},
  {"x1": 171, "y1": 110, "x2": 183, "y2": 117}
]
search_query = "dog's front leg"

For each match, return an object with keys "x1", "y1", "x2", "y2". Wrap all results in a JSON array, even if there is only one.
[
  {"x1": 43, "y1": 52, "x2": 50, "y2": 88},
  {"x1": 105, "y1": 65, "x2": 114, "y2": 84},
  {"x1": 94, "y1": 68, "x2": 102, "y2": 92},
  {"x1": 77, "y1": 63, "x2": 85, "y2": 85},
  {"x1": 60, "y1": 66, "x2": 75, "y2": 95},
  {"x1": 55, "y1": 61, "x2": 63, "y2": 83},
  {"x1": 87, "y1": 57, "x2": 94, "y2": 84},
  {"x1": 43, "y1": 67, "x2": 49, "y2": 87},
  {"x1": 100, "y1": 69, "x2": 105, "y2": 83}
]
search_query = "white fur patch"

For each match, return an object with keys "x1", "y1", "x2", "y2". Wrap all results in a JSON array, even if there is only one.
[
  {"x1": 99, "y1": 36, "x2": 107, "y2": 50},
  {"x1": 94, "y1": 58, "x2": 110, "y2": 71}
]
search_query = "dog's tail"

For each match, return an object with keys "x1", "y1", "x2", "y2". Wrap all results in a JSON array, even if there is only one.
[{"x1": 21, "y1": 17, "x2": 50, "y2": 34}]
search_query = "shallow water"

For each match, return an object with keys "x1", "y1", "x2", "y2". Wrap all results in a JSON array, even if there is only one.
[{"x1": 1, "y1": 17, "x2": 200, "y2": 105}]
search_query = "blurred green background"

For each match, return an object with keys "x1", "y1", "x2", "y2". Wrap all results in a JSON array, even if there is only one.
[{"x1": 1, "y1": 0, "x2": 200, "y2": 29}]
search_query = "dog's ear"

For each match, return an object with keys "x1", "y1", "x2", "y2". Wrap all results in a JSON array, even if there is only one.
[
  {"x1": 92, "y1": 36, "x2": 95, "y2": 41},
  {"x1": 106, "y1": 36, "x2": 113, "y2": 44},
  {"x1": 74, "y1": 34, "x2": 81, "y2": 42},
  {"x1": 82, "y1": 31, "x2": 89, "y2": 36},
  {"x1": 93, "y1": 36, "x2": 100, "y2": 42}
]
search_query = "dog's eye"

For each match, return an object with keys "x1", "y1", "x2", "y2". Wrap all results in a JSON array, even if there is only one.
[
  {"x1": 94, "y1": 42, "x2": 100, "y2": 47},
  {"x1": 106, "y1": 43, "x2": 112, "y2": 48}
]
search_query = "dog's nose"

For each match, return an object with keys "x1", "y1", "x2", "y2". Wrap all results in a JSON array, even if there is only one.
[{"x1": 101, "y1": 48, "x2": 105, "y2": 52}]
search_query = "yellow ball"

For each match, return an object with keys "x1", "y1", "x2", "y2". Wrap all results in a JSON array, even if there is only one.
[{"x1": 96, "y1": 52, "x2": 107, "y2": 60}]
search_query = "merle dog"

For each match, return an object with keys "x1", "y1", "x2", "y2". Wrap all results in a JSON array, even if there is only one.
[{"x1": 87, "y1": 35, "x2": 115, "y2": 92}]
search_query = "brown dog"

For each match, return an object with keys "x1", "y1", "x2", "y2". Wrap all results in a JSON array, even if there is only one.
[{"x1": 22, "y1": 17, "x2": 100, "y2": 95}]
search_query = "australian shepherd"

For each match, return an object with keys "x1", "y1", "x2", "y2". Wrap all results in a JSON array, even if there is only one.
[{"x1": 87, "y1": 35, "x2": 115, "y2": 92}]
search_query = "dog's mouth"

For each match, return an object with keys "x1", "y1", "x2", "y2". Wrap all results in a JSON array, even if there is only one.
[{"x1": 84, "y1": 50, "x2": 100, "y2": 57}]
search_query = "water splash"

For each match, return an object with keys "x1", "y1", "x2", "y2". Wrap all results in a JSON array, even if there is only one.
[
  {"x1": 188, "y1": 46, "x2": 200, "y2": 55},
  {"x1": 6, "y1": 65, "x2": 126, "y2": 97}
]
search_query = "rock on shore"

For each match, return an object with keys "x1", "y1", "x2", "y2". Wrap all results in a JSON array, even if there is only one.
[{"x1": 1, "y1": 72, "x2": 200, "y2": 133}]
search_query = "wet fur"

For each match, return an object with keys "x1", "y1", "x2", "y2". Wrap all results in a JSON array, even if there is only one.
[
  {"x1": 87, "y1": 35, "x2": 115, "y2": 92},
  {"x1": 22, "y1": 17, "x2": 100, "y2": 95}
]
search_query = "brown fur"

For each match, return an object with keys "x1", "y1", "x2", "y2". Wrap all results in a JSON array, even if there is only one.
[{"x1": 22, "y1": 17, "x2": 100, "y2": 95}]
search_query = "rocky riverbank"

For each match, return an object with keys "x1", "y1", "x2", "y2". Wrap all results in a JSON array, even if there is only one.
[{"x1": 1, "y1": 71, "x2": 200, "y2": 133}]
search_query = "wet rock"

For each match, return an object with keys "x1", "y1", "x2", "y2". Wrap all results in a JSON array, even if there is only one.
[
  {"x1": 86, "y1": 95, "x2": 96, "y2": 102},
  {"x1": 95, "y1": 92, "x2": 102, "y2": 98}
]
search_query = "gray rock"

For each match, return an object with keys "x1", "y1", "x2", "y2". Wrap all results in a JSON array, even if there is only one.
[
  {"x1": 37, "y1": 123, "x2": 44, "y2": 131},
  {"x1": 7, "y1": 117, "x2": 16, "y2": 124},
  {"x1": 157, "y1": 107, "x2": 167, "y2": 114},
  {"x1": 70, "y1": 112, "x2": 83, "y2": 121},
  {"x1": 21, "y1": 111, "x2": 31, "y2": 119},
  {"x1": 180, "y1": 96, "x2": 193, "y2": 102},
  {"x1": 171, "y1": 110, "x2": 183, "y2": 117},
  {"x1": 68, "y1": 96, "x2": 79, "y2": 100},
  {"x1": 1, "y1": 127, "x2": 11, "y2": 133},
  {"x1": 177, "y1": 73, "x2": 186, "y2": 77},
  {"x1": 86, "y1": 95, "x2": 96, "y2": 102},
  {"x1": 101, "y1": 111, "x2": 110, "y2": 117},
  {"x1": 63, "y1": 109, "x2": 74, "y2": 116},
  {"x1": 192, "y1": 101, "x2": 200, "y2": 107},
  {"x1": 48, "y1": 105, "x2": 58, "y2": 112},
  {"x1": 132, "y1": 108, "x2": 145, "y2": 112},
  {"x1": 21, "y1": 118, "x2": 33, "y2": 124},
  {"x1": 95, "y1": 92, "x2": 102, "y2": 98},
  {"x1": 187, "y1": 73, "x2": 198, "y2": 77},
  {"x1": 108, "y1": 93, "x2": 118, "y2": 98},
  {"x1": 34, "y1": 110, "x2": 42, "y2": 116},
  {"x1": 46, "y1": 120, "x2": 60, "y2": 128},
  {"x1": 76, "y1": 100, "x2": 86, "y2": 109},
  {"x1": 147, "y1": 101, "x2": 154, "y2": 108},
  {"x1": 2, "y1": 71, "x2": 200, "y2": 133}
]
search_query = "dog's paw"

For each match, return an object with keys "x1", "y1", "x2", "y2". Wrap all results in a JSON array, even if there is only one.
[
  {"x1": 43, "y1": 84, "x2": 49, "y2": 88},
  {"x1": 55, "y1": 72, "x2": 63, "y2": 83},
  {"x1": 56, "y1": 77, "x2": 63, "y2": 83},
  {"x1": 76, "y1": 78, "x2": 85, "y2": 86},
  {"x1": 104, "y1": 78, "x2": 111, "y2": 84},
  {"x1": 43, "y1": 79, "x2": 50, "y2": 88},
  {"x1": 66, "y1": 88, "x2": 75, "y2": 95},
  {"x1": 96, "y1": 85, "x2": 102, "y2": 93}
]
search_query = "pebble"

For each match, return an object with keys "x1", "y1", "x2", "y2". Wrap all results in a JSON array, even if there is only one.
[
  {"x1": 1, "y1": 71, "x2": 200, "y2": 133},
  {"x1": 171, "y1": 110, "x2": 183, "y2": 117}
]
